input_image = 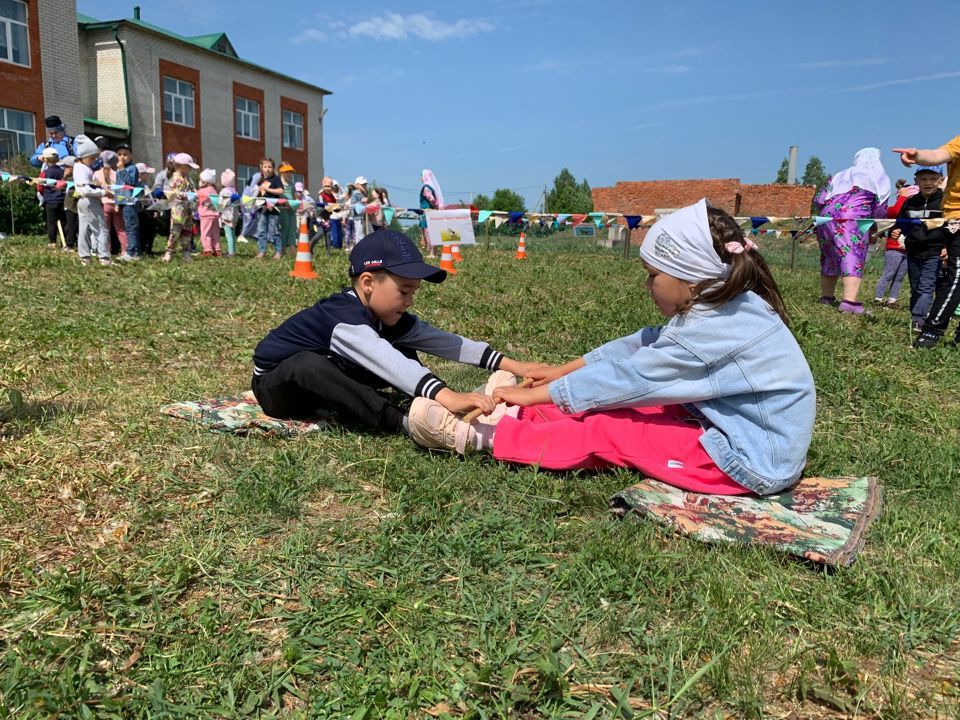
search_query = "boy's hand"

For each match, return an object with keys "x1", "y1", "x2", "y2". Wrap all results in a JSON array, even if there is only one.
[
  {"x1": 890, "y1": 228, "x2": 901, "y2": 241},
  {"x1": 492, "y1": 385, "x2": 551, "y2": 407},
  {"x1": 435, "y1": 389, "x2": 497, "y2": 416}
]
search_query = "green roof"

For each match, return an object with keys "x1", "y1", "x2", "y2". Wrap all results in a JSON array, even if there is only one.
[
  {"x1": 76, "y1": 13, "x2": 330, "y2": 95},
  {"x1": 83, "y1": 116, "x2": 128, "y2": 131}
]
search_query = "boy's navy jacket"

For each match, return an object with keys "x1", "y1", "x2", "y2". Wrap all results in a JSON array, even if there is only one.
[
  {"x1": 899, "y1": 189, "x2": 944, "y2": 259},
  {"x1": 39, "y1": 164, "x2": 65, "y2": 204},
  {"x1": 253, "y1": 289, "x2": 503, "y2": 399}
]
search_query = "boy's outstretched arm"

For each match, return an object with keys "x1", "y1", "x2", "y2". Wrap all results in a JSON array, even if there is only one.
[{"x1": 435, "y1": 388, "x2": 497, "y2": 415}]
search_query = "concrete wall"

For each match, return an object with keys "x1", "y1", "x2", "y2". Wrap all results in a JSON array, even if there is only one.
[{"x1": 37, "y1": 0, "x2": 83, "y2": 134}]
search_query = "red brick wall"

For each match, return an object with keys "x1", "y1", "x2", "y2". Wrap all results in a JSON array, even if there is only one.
[
  {"x1": 233, "y1": 81, "x2": 264, "y2": 172},
  {"x1": 159, "y1": 59, "x2": 202, "y2": 164},
  {"x1": 592, "y1": 179, "x2": 741, "y2": 216},
  {"x1": 279, "y1": 96, "x2": 309, "y2": 187},
  {"x1": 0, "y1": 0, "x2": 44, "y2": 151},
  {"x1": 738, "y1": 183, "x2": 816, "y2": 217}
]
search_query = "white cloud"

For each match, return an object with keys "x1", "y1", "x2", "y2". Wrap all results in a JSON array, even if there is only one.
[
  {"x1": 834, "y1": 70, "x2": 960, "y2": 92},
  {"x1": 347, "y1": 12, "x2": 493, "y2": 41},
  {"x1": 628, "y1": 122, "x2": 665, "y2": 132},
  {"x1": 660, "y1": 64, "x2": 691, "y2": 74},
  {"x1": 797, "y1": 58, "x2": 889, "y2": 69}
]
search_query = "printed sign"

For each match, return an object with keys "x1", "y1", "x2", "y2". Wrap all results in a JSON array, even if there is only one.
[{"x1": 425, "y1": 209, "x2": 476, "y2": 248}]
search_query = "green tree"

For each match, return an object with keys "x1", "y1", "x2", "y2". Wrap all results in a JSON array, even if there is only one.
[
  {"x1": 490, "y1": 188, "x2": 526, "y2": 213},
  {"x1": 546, "y1": 167, "x2": 593, "y2": 213},
  {"x1": 473, "y1": 193, "x2": 492, "y2": 210},
  {"x1": 802, "y1": 156, "x2": 828, "y2": 188},
  {"x1": 775, "y1": 158, "x2": 790, "y2": 184}
]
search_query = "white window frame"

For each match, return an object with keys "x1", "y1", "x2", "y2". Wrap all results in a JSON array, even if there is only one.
[
  {"x1": 163, "y1": 76, "x2": 195, "y2": 127},
  {"x1": 235, "y1": 97, "x2": 260, "y2": 140},
  {"x1": 282, "y1": 110, "x2": 303, "y2": 150},
  {"x1": 0, "y1": 106, "x2": 34, "y2": 156},
  {"x1": 236, "y1": 163, "x2": 259, "y2": 189},
  {"x1": 0, "y1": 0, "x2": 29, "y2": 67}
]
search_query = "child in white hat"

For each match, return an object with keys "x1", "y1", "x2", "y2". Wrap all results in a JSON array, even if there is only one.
[
  {"x1": 72, "y1": 135, "x2": 114, "y2": 266},
  {"x1": 197, "y1": 168, "x2": 221, "y2": 256}
]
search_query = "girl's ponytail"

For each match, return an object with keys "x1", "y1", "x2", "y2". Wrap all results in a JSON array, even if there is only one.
[{"x1": 691, "y1": 208, "x2": 790, "y2": 326}]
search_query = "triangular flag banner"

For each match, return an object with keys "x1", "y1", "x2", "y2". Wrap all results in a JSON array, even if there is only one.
[
  {"x1": 813, "y1": 216, "x2": 832, "y2": 227},
  {"x1": 750, "y1": 216, "x2": 769, "y2": 230},
  {"x1": 290, "y1": 200, "x2": 301, "y2": 209},
  {"x1": 556, "y1": 213, "x2": 570, "y2": 224},
  {"x1": 209, "y1": 195, "x2": 220, "y2": 208},
  {"x1": 856, "y1": 219, "x2": 875, "y2": 235},
  {"x1": 384, "y1": 207, "x2": 395, "y2": 225},
  {"x1": 493, "y1": 216, "x2": 506, "y2": 228},
  {"x1": 477, "y1": 210, "x2": 492, "y2": 223},
  {"x1": 593, "y1": 216, "x2": 603, "y2": 228},
  {"x1": 873, "y1": 219, "x2": 894, "y2": 233},
  {"x1": 509, "y1": 211, "x2": 525, "y2": 224},
  {"x1": 132, "y1": 187, "x2": 143, "y2": 197},
  {"x1": 0, "y1": 173, "x2": 9, "y2": 182},
  {"x1": 186, "y1": 192, "x2": 197, "y2": 201},
  {"x1": 923, "y1": 218, "x2": 945, "y2": 230},
  {"x1": 571, "y1": 214, "x2": 586, "y2": 224},
  {"x1": 624, "y1": 215, "x2": 643, "y2": 229}
]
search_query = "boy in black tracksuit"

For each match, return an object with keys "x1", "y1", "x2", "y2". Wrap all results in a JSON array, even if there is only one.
[
  {"x1": 253, "y1": 229, "x2": 534, "y2": 433},
  {"x1": 898, "y1": 166, "x2": 945, "y2": 329}
]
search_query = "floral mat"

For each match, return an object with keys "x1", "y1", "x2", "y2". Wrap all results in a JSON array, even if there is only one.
[
  {"x1": 609, "y1": 475, "x2": 882, "y2": 567},
  {"x1": 161, "y1": 391, "x2": 335, "y2": 436}
]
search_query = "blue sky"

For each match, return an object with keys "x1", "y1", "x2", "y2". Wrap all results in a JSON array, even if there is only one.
[{"x1": 78, "y1": 0, "x2": 960, "y2": 209}]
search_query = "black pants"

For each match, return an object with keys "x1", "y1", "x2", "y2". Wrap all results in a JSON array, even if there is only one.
[
  {"x1": 64, "y1": 208, "x2": 78, "y2": 249},
  {"x1": 138, "y1": 210, "x2": 156, "y2": 255},
  {"x1": 252, "y1": 351, "x2": 406, "y2": 433},
  {"x1": 921, "y1": 222, "x2": 960, "y2": 337},
  {"x1": 45, "y1": 202, "x2": 65, "y2": 245}
]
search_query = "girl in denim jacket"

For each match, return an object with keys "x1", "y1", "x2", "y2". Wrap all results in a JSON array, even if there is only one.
[{"x1": 407, "y1": 200, "x2": 815, "y2": 496}]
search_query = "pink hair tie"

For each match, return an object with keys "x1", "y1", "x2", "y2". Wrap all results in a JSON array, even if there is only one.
[{"x1": 725, "y1": 238, "x2": 757, "y2": 255}]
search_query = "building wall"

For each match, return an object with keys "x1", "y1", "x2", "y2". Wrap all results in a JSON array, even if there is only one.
[
  {"x1": 0, "y1": 0, "x2": 45, "y2": 150},
  {"x1": 159, "y1": 58, "x2": 202, "y2": 163},
  {"x1": 109, "y1": 24, "x2": 325, "y2": 188},
  {"x1": 37, "y1": 0, "x2": 83, "y2": 134},
  {"x1": 232, "y1": 81, "x2": 264, "y2": 173},
  {"x1": 279, "y1": 95, "x2": 309, "y2": 185},
  {"x1": 737, "y1": 183, "x2": 816, "y2": 217}
]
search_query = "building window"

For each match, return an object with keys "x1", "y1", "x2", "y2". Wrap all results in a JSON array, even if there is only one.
[
  {"x1": 236, "y1": 163, "x2": 259, "y2": 189},
  {"x1": 235, "y1": 97, "x2": 260, "y2": 140},
  {"x1": 163, "y1": 76, "x2": 195, "y2": 127},
  {"x1": 282, "y1": 110, "x2": 303, "y2": 150},
  {"x1": 291, "y1": 172, "x2": 305, "y2": 188},
  {"x1": 0, "y1": 106, "x2": 34, "y2": 159},
  {"x1": 0, "y1": 0, "x2": 29, "y2": 67}
]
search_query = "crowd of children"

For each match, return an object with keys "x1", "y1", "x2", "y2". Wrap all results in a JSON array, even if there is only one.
[{"x1": 32, "y1": 138, "x2": 391, "y2": 265}]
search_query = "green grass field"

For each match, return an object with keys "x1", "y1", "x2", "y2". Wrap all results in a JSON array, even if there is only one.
[{"x1": 1, "y1": 235, "x2": 958, "y2": 718}]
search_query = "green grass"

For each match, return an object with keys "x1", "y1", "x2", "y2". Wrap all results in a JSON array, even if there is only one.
[{"x1": 1, "y1": 235, "x2": 958, "y2": 718}]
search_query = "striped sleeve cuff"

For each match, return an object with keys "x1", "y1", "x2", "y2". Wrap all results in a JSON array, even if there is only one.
[
  {"x1": 479, "y1": 347, "x2": 503, "y2": 372},
  {"x1": 415, "y1": 374, "x2": 448, "y2": 400}
]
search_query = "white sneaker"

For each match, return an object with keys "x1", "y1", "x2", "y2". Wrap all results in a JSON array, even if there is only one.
[
  {"x1": 162, "y1": 251, "x2": 173, "y2": 263},
  {"x1": 407, "y1": 397, "x2": 477, "y2": 454},
  {"x1": 98, "y1": 257, "x2": 112, "y2": 266},
  {"x1": 118, "y1": 253, "x2": 135, "y2": 262}
]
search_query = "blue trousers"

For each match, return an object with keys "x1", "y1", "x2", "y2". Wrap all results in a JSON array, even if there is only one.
[
  {"x1": 907, "y1": 254, "x2": 942, "y2": 323},
  {"x1": 121, "y1": 205, "x2": 140, "y2": 256}
]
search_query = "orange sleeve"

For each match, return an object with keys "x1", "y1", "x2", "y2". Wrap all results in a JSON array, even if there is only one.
[{"x1": 940, "y1": 135, "x2": 960, "y2": 160}]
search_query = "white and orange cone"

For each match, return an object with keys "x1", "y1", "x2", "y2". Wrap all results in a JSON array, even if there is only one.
[
  {"x1": 289, "y1": 221, "x2": 318, "y2": 279},
  {"x1": 439, "y1": 240, "x2": 457, "y2": 275},
  {"x1": 514, "y1": 231, "x2": 528, "y2": 260},
  {"x1": 452, "y1": 241, "x2": 463, "y2": 262}
]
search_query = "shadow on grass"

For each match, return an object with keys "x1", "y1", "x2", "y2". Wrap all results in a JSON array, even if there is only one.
[{"x1": 0, "y1": 389, "x2": 87, "y2": 438}]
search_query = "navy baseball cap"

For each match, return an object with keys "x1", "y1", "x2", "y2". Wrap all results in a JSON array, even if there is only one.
[{"x1": 348, "y1": 229, "x2": 446, "y2": 282}]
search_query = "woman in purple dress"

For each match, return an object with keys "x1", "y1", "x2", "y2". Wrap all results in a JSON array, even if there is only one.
[{"x1": 815, "y1": 148, "x2": 891, "y2": 314}]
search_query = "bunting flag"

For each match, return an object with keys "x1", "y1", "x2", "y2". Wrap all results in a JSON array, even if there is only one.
[
  {"x1": 493, "y1": 216, "x2": 506, "y2": 228},
  {"x1": 857, "y1": 219, "x2": 875, "y2": 235},
  {"x1": 477, "y1": 209, "x2": 492, "y2": 223},
  {"x1": 383, "y1": 206, "x2": 395, "y2": 225},
  {"x1": 814, "y1": 216, "x2": 833, "y2": 227},
  {"x1": 750, "y1": 216, "x2": 769, "y2": 230},
  {"x1": 555, "y1": 213, "x2": 570, "y2": 224},
  {"x1": 508, "y1": 211, "x2": 525, "y2": 224},
  {"x1": 624, "y1": 215, "x2": 643, "y2": 229}
]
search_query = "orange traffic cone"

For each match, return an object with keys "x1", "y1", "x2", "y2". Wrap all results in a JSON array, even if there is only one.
[
  {"x1": 452, "y1": 241, "x2": 463, "y2": 262},
  {"x1": 439, "y1": 240, "x2": 457, "y2": 275},
  {"x1": 514, "y1": 231, "x2": 528, "y2": 260},
  {"x1": 289, "y1": 221, "x2": 318, "y2": 279}
]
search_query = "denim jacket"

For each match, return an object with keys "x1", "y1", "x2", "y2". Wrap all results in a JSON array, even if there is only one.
[{"x1": 549, "y1": 291, "x2": 816, "y2": 495}]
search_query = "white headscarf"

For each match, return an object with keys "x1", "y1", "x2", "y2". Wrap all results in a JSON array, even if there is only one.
[
  {"x1": 421, "y1": 168, "x2": 445, "y2": 209},
  {"x1": 826, "y1": 147, "x2": 891, "y2": 204},
  {"x1": 639, "y1": 199, "x2": 729, "y2": 283}
]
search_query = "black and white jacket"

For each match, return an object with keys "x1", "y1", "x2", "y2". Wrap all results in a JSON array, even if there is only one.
[{"x1": 253, "y1": 289, "x2": 502, "y2": 399}]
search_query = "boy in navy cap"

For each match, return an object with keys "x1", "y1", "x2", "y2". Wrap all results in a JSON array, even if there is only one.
[{"x1": 252, "y1": 229, "x2": 538, "y2": 438}]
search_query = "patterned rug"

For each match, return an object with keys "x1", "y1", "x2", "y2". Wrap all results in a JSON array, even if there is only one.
[
  {"x1": 609, "y1": 476, "x2": 882, "y2": 567},
  {"x1": 161, "y1": 391, "x2": 334, "y2": 436}
]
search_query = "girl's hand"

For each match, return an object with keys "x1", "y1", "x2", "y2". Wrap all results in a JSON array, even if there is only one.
[
  {"x1": 435, "y1": 389, "x2": 496, "y2": 416},
  {"x1": 493, "y1": 385, "x2": 551, "y2": 407}
]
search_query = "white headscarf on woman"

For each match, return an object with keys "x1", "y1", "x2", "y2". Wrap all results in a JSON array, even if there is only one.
[
  {"x1": 826, "y1": 147, "x2": 891, "y2": 204},
  {"x1": 421, "y1": 168, "x2": 445, "y2": 210}
]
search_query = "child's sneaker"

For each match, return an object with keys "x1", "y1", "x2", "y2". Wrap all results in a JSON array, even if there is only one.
[
  {"x1": 818, "y1": 295, "x2": 837, "y2": 306},
  {"x1": 117, "y1": 252, "x2": 136, "y2": 262},
  {"x1": 474, "y1": 370, "x2": 521, "y2": 426},
  {"x1": 273, "y1": 251, "x2": 283, "y2": 260},
  {"x1": 913, "y1": 330, "x2": 941, "y2": 349},
  {"x1": 98, "y1": 257, "x2": 112, "y2": 266},
  {"x1": 256, "y1": 252, "x2": 265, "y2": 259},
  {"x1": 407, "y1": 398, "x2": 477, "y2": 454},
  {"x1": 80, "y1": 257, "x2": 91, "y2": 266},
  {"x1": 182, "y1": 251, "x2": 192, "y2": 262},
  {"x1": 162, "y1": 251, "x2": 173, "y2": 262}
]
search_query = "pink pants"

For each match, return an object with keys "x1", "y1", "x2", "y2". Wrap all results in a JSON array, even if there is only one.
[
  {"x1": 103, "y1": 203, "x2": 127, "y2": 253},
  {"x1": 199, "y1": 215, "x2": 221, "y2": 254},
  {"x1": 492, "y1": 403, "x2": 750, "y2": 495}
]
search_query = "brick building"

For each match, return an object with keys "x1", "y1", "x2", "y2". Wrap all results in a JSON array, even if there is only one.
[
  {"x1": 592, "y1": 179, "x2": 817, "y2": 218},
  {"x1": 0, "y1": 1, "x2": 329, "y2": 188}
]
